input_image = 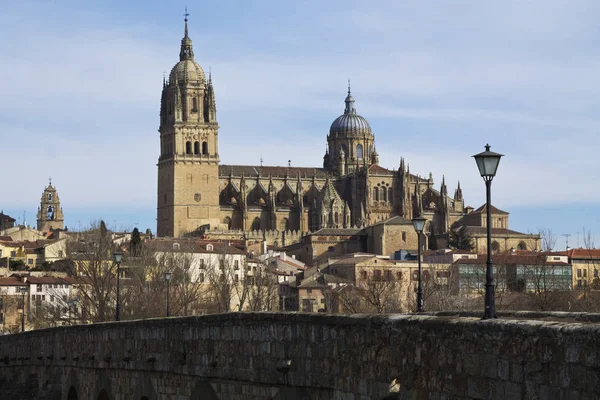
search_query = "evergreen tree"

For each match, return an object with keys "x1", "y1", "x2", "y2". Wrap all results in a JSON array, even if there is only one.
[
  {"x1": 130, "y1": 227, "x2": 141, "y2": 256},
  {"x1": 448, "y1": 227, "x2": 474, "y2": 251},
  {"x1": 100, "y1": 220, "x2": 108, "y2": 237}
]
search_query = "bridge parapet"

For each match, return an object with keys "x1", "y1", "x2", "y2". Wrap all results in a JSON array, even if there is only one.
[{"x1": 1, "y1": 312, "x2": 600, "y2": 399}]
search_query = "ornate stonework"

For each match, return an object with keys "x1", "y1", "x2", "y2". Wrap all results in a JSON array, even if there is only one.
[{"x1": 37, "y1": 179, "x2": 64, "y2": 232}]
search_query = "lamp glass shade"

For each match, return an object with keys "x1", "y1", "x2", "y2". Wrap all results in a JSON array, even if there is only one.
[
  {"x1": 113, "y1": 251, "x2": 123, "y2": 263},
  {"x1": 473, "y1": 144, "x2": 503, "y2": 178},
  {"x1": 165, "y1": 271, "x2": 172, "y2": 281},
  {"x1": 20, "y1": 286, "x2": 27, "y2": 293},
  {"x1": 412, "y1": 216, "x2": 427, "y2": 234}
]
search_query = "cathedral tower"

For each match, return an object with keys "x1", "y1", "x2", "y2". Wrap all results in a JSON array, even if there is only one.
[
  {"x1": 37, "y1": 179, "x2": 64, "y2": 232},
  {"x1": 325, "y1": 82, "x2": 375, "y2": 176},
  {"x1": 157, "y1": 12, "x2": 220, "y2": 237}
]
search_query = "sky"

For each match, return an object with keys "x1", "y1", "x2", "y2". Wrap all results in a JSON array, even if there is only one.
[{"x1": 1, "y1": 0, "x2": 599, "y2": 249}]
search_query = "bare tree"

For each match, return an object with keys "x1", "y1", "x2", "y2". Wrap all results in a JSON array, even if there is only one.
[{"x1": 538, "y1": 228, "x2": 557, "y2": 252}]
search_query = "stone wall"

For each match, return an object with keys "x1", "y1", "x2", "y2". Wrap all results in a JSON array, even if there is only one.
[{"x1": 0, "y1": 312, "x2": 599, "y2": 399}]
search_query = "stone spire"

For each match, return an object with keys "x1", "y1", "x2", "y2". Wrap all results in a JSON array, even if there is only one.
[
  {"x1": 344, "y1": 79, "x2": 356, "y2": 115},
  {"x1": 454, "y1": 181, "x2": 463, "y2": 202},
  {"x1": 179, "y1": 8, "x2": 194, "y2": 61}
]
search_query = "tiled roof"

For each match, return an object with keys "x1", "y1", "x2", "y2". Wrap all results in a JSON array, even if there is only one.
[
  {"x1": 145, "y1": 239, "x2": 247, "y2": 255},
  {"x1": 368, "y1": 164, "x2": 393, "y2": 175},
  {"x1": 472, "y1": 204, "x2": 509, "y2": 215},
  {"x1": 219, "y1": 165, "x2": 329, "y2": 179},
  {"x1": 310, "y1": 228, "x2": 365, "y2": 236},
  {"x1": 0, "y1": 276, "x2": 26, "y2": 286},
  {"x1": 369, "y1": 215, "x2": 413, "y2": 227},
  {"x1": 0, "y1": 213, "x2": 16, "y2": 222},
  {"x1": 462, "y1": 226, "x2": 535, "y2": 237},
  {"x1": 555, "y1": 248, "x2": 600, "y2": 260}
]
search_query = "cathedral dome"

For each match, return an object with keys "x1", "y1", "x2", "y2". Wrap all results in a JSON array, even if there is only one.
[
  {"x1": 169, "y1": 59, "x2": 206, "y2": 84},
  {"x1": 329, "y1": 88, "x2": 372, "y2": 136}
]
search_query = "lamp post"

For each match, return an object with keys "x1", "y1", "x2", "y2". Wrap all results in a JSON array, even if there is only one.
[
  {"x1": 412, "y1": 215, "x2": 427, "y2": 313},
  {"x1": 164, "y1": 271, "x2": 172, "y2": 317},
  {"x1": 473, "y1": 144, "x2": 503, "y2": 320},
  {"x1": 19, "y1": 286, "x2": 27, "y2": 332},
  {"x1": 113, "y1": 251, "x2": 123, "y2": 321}
]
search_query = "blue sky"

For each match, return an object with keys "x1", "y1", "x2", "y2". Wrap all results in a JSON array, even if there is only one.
[{"x1": 1, "y1": 0, "x2": 599, "y2": 249}]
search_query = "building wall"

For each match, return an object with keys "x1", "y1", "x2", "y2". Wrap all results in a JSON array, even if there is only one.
[{"x1": 2, "y1": 313, "x2": 600, "y2": 399}]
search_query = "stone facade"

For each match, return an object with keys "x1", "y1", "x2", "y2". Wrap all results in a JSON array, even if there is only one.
[
  {"x1": 1, "y1": 312, "x2": 600, "y2": 399},
  {"x1": 157, "y1": 17, "x2": 467, "y2": 242}
]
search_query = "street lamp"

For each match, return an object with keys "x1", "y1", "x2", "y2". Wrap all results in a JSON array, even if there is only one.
[
  {"x1": 473, "y1": 144, "x2": 503, "y2": 320},
  {"x1": 19, "y1": 286, "x2": 27, "y2": 332},
  {"x1": 113, "y1": 251, "x2": 123, "y2": 321},
  {"x1": 412, "y1": 215, "x2": 427, "y2": 313},
  {"x1": 164, "y1": 271, "x2": 172, "y2": 317}
]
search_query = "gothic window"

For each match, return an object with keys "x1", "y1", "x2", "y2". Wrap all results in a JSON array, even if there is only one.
[
  {"x1": 194, "y1": 141, "x2": 200, "y2": 155},
  {"x1": 356, "y1": 144, "x2": 363, "y2": 159},
  {"x1": 47, "y1": 193, "x2": 53, "y2": 202},
  {"x1": 381, "y1": 187, "x2": 387, "y2": 202},
  {"x1": 252, "y1": 217, "x2": 261, "y2": 231},
  {"x1": 202, "y1": 141, "x2": 209, "y2": 155},
  {"x1": 192, "y1": 97, "x2": 198, "y2": 112},
  {"x1": 334, "y1": 212, "x2": 339, "y2": 225},
  {"x1": 373, "y1": 187, "x2": 379, "y2": 201},
  {"x1": 492, "y1": 241, "x2": 500, "y2": 252},
  {"x1": 185, "y1": 141, "x2": 192, "y2": 154},
  {"x1": 47, "y1": 206, "x2": 54, "y2": 220},
  {"x1": 388, "y1": 188, "x2": 393, "y2": 204}
]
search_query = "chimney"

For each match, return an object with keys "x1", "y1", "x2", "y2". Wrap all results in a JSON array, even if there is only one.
[
  {"x1": 282, "y1": 253, "x2": 287, "y2": 261},
  {"x1": 292, "y1": 255, "x2": 296, "y2": 259}
]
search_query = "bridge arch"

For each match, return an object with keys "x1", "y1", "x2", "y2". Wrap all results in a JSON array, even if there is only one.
[
  {"x1": 190, "y1": 381, "x2": 218, "y2": 400},
  {"x1": 67, "y1": 386, "x2": 78, "y2": 400},
  {"x1": 134, "y1": 375, "x2": 158, "y2": 400}
]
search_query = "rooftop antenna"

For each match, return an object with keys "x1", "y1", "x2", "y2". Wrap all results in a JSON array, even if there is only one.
[
  {"x1": 288, "y1": 160, "x2": 291, "y2": 168},
  {"x1": 561, "y1": 233, "x2": 571, "y2": 250},
  {"x1": 260, "y1": 157, "x2": 263, "y2": 167}
]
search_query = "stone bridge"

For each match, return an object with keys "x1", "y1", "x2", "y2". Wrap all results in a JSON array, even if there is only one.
[{"x1": 0, "y1": 312, "x2": 599, "y2": 399}]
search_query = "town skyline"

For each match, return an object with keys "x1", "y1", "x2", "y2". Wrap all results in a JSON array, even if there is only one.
[{"x1": 2, "y1": 1, "x2": 599, "y2": 248}]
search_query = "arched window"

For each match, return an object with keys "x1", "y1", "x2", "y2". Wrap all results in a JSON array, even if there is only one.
[
  {"x1": 388, "y1": 187, "x2": 393, "y2": 204},
  {"x1": 67, "y1": 387, "x2": 78, "y2": 400},
  {"x1": 517, "y1": 241, "x2": 527, "y2": 251},
  {"x1": 224, "y1": 217, "x2": 232, "y2": 230},
  {"x1": 492, "y1": 241, "x2": 500, "y2": 253},
  {"x1": 202, "y1": 141, "x2": 209, "y2": 155},
  {"x1": 373, "y1": 187, "x2": 379, "y2": 201},
  {"x1": 251, "y1": 217, "x2": 261, "y2": 231},
  {"x1": 47, "y1": 193, "x2": 53, "y2": 202},
  {"x1": 47, "y1": 206, "x2": 54, "y2": 220},
  {"x1": 381, "y1": 187, "x2": 387, "y2": 202},
  {"x1": 280, "y1": 218, "x2": 289, "y2": 231},
  {"x1": 185, "y1": 141, "x2": 192, "y2": 154},
  {"x1": 194, "y1": 141, "x2": 200, "y2": 154},
  {"x1": 356, "y1": 144, "x2": 363, "y2": 159},
  {"x1": 334, "y1": 212, "x2": 339, "y2": 225},
  {"x1": 192, "y1": 97, "x2": 198, "y2": 112}
]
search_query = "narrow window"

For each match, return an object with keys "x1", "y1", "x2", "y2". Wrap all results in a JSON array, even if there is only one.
[
  {"x1": 381, "y1": 187, "x2": 387, "y2": 202},
  {"x1": 192, "y1": 97, "x2": 198, "y2": 112},
  {"x1": 202, "y1": 141, "x2": 209, "y2": 155},
  {"x1": 194, "y1": 141, "x2": 200, "y2": 154},
  {"x1": 185, "y1": 141, "x2": 192, "y2": 154},
  {"x1": 47, "y1": 193, "x2": 53, "y2": 202},
  {"x1": 373, "y1": 187, "x2": 379, "y2": 201},
  {"x1": 356, "y1": 144, "x2": 363, "y2": 159}
]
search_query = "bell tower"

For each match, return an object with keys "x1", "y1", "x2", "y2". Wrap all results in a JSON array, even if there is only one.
[
  {"x1": 37, "y1": 179, "x2": 64, "y2": 232},
  {"x1": 157, "y1": 10, "x2": 220, "y2": 237}
]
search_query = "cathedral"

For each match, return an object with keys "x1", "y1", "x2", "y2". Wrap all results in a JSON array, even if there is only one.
[{"x1": 157, "y1": 16, "x2": 467, "y2": 241}]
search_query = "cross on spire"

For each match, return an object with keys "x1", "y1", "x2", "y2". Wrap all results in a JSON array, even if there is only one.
[
  {"x1": 347, "y1": 78, "x2": 351, "y2": 95},
  {"x1": 184, "y1": 6, "x2": 190, "y2": 22}
]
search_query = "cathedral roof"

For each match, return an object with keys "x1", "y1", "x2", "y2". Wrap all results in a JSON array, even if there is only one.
[
  {"x1": 472, "y1": 204, "x2": 509, "y2": 215},
  {"x1": 168, "y1": 11, "x2": 206, "y2": 84},
  {"x1": 368, "y1": 164, "x2": 393, "y2": 175},
  {"x1": 219, "y1": 165, "x2": 329, "y2": 179},
  {"x1": 318, "y1": 179, "x2": 342, "y2": 205},
  {"x1": 329, "y1": 84, "x2": 372, "y2": 137}
]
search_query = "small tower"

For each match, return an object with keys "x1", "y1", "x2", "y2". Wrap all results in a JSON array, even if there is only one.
[{"x1": 37, "y1": 179, "x2": 64, "y2": 232}]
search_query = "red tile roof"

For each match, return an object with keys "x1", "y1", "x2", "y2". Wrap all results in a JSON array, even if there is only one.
[{"x1": 472, "y1": 204, "x2": 509, "y2": 215}]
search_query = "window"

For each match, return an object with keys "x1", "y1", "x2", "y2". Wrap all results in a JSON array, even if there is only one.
[
  {"x1": 381, "y1": 187, "x2": 387, "y2": 202},
  {"x1": 42, "y1": 295, "x2": 46, "y2": 301},
  {"x1": 356, "y1": 144, "x2": 363, "y2": 159},
  {"x1": 280, "y1": 218, "x2": 289, "y2": 231},
  {"x1": 577, "y1": 269, "x2": 582, "y2": 278},
  {"x1": 251, "y1": 218, "x2": 261, "y2": 231},
  {"x1": 200, "y1": 260, "x2": 206, "y2": 269},
  {"x1": 206, "y1": 244, "x2": 213, "y2": 251},
  {"x1": 58, "y1": 250, "x2": 64, "y2": 257},
  {"x1": 373, "y1": 187, "x2": 379, "y2": 201},
  {"x1": 360, "y1": 271, "x2": 367, "y2": 280},
  {"x1": 199, "y1": 273, "x2": 205, "y2": 283},
  {"x1": 384, "y1": 270, "x2": 392, "y2": 281},
  {"x1": 373, "y1": 270, "x2": 382, "y2": 281},
  {"x1": 583, "y1": 269, "x2": 588, "y2": 278},
  {"x1": 62, "y1": 295, "x2": 67, "y2": 302},
  {"x1": 194, "y1": 141, "x2": 200, "y2": 155},
  {"x1": 234, "y1": 275, "x2": 239, "y2": 282},
  {"x1": 10, "y1": 251, "x2": 16, "y2": 257},
  {"x1": 47, "y1": 193, "x2": 53, "y2": 202},
  {"x1": 173, "y1": 243, "x2": 180, "y2": 251},
  {"x1": 50, "y1": 295, "x2": 55, "y2": 302},
  {"x1": 328, "y1": 246, "x2": 335, "y2": 253},
  {"x1": 219, "y1": 260, "x2": 225, "y2": 270},
  {"x1": 202, "y1": 141, "x2": 208, "y2": 155},
  {"x1": 37, "y1": 284, "x2": 42, "y2": 293},
  {"x1": 396, "y1": 271, "x2": 403, "y2": 280},
  {"x1": 402, "y1": 232, "x2": 407, "y2": 242},
  {"x1": 192, "y1": 97, "x2": 198, "y2": 112},
  {"x1": 185, "y1": 141, "x2": 192, "y2": 154},
  {"x1": 234, "y1": 260, "x2": 239, "y2": 270},
  {"x1": 27, "y1": 258, "x2": 33, "y2": 265}
]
